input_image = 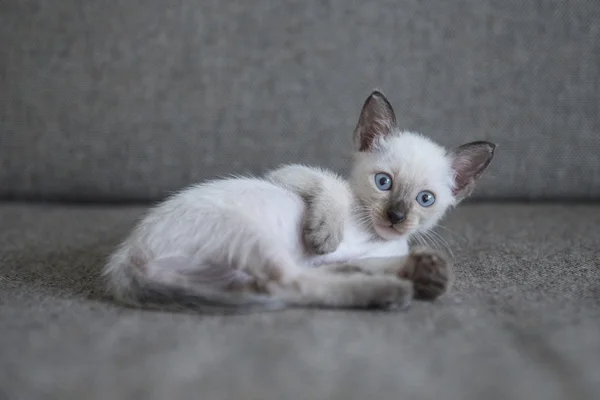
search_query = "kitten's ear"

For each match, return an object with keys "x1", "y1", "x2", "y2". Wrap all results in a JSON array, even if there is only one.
[
  {"x1": 354, "y1": 91, "x2": 397, "y2": 152},
  {"x1": 450, "y1": 141, "x2": 496, "y2": 201}
]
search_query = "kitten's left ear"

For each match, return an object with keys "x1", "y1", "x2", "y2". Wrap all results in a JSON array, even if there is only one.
[
  {"x1": 450, "y1": 141, "x2": 496, "y2": 201},
  {"x1": 354, "y1": 91, "x2": 398, "y2": 152}
]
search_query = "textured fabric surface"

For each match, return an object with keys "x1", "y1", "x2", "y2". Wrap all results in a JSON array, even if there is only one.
[
  {"x1": 1, "y1": 0, "x2": 599, "y2": 201},
  {"x1": 1, "y1": 203, "x2": 599, "y2": 399}
]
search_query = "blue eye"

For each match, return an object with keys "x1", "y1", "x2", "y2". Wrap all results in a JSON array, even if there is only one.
[
  {"x1": 416, "y1": 191, "x2": 435, "y2": 207},
  {"x1": 374, "y1": 173, "x2": 393, "y2": 191}
]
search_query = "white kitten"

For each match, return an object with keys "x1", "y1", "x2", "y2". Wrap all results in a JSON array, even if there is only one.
[{"x1": 104, "y1": 91, "x2": 495, "y2": 312}]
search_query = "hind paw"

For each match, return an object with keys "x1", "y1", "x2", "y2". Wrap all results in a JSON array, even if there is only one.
[{"x1": 399, "y1": 249, "x2": 451, "y2": 300}]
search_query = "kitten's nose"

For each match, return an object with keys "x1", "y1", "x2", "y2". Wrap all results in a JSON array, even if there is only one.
[{"x1": 387, "y1": 210, "x2": 406, "y2": 225}]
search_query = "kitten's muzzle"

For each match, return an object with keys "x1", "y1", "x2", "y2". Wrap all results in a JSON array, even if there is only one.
[{"x1": 386, "y1": 210, "x2": 406, "y2": 225}]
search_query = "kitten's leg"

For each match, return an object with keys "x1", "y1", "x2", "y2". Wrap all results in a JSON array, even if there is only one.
[
  {"x1": 269, "y1": 267, "x2": 414, "y2": 310},
  {"x1": 229, "y1": 249, "x2": 414, "y2": 310},
  {"x1": 160, "y1": 222, "x2": 414, "y2": 310},
  {"x1": 319, "y1": 249, "x2": 451, "y2": 300},
  {"x1": 267, "y1": 165, "x2": 352, "y2": 255}
]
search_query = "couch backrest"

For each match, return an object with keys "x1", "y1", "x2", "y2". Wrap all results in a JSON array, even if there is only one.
[{"x1": 2, "y1": 0, "x2": 599, "y2": 202}]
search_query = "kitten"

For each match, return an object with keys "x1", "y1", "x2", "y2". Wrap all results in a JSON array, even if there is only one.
[{"x1": 104, "y1": 91, "x2": 495, "y2": 312}]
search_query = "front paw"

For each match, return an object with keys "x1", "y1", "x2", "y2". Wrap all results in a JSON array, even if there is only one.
[
  {"x1": 303, "y1": 211, "x2": 343, "y2": 255},
  {"x1": 399, "y1": 249, "x2": 451, "y2": 300}
]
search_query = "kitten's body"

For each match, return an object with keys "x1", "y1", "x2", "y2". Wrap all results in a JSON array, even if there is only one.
[
  {"x1": 105, "y1": 171, "x2": 409, "y2": 310},
  {"x1": 104, "y1": 91, "x2": 495, "y2": 311}
]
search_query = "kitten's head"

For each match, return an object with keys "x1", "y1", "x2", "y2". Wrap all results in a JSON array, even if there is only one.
[{"x1": 350, "y1": 91, "x2": 495, "y2": 240}]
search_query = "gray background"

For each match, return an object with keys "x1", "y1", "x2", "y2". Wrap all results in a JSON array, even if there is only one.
[{"x1": 2, "y1": 0, "x2": 599, "y2": 201}]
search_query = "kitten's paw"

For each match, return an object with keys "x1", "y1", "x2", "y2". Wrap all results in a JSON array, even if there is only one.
[
  {"x1": 399, "y1": 249, "x2": 451, "y2": 300},
  {"x1": 303, "y1": 210, "x2": 343, "y2": 255}
]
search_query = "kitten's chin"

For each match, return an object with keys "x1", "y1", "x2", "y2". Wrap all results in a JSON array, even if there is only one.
[{"x1": 373, "y1": 224, "x2": 406, "y2": 241}]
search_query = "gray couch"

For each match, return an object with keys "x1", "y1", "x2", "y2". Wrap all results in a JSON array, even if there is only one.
[{"x1": 1, "y1": 1, "x2": 599, "y2": 399}]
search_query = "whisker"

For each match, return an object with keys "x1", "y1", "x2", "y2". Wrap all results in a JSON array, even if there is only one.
[
  {"x1": 421, "y1": 231, "x2": 439, "y2": 252},
  {"x1": 413, "y1": 231, "x2": 431, "y2": 250},
  {"x1": 436, "y1": 225, "x2": 468, "y2": 243},
  {"x1": 429, "y1": 229, "x2": 452, "y2": 248},
  {"x1": 424, "y1": 229, "x2": 455, "y2": 262}
]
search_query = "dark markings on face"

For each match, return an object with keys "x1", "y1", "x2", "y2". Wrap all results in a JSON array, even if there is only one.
[{"x1": 384, "y1": 181, "x2": 413, "y2": 224}]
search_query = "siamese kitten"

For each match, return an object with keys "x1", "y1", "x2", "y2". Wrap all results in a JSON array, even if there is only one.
[{"x1": 104, "y1": 91, "x2": 495, "y2": 312}]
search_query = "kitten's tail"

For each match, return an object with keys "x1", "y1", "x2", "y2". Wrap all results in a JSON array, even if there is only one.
[{"x1": 103, "y1": 253, "x2": 286, "y2": 314}]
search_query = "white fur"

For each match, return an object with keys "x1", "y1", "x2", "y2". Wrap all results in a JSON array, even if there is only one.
[
  {"x1": 351, "y1": 131, "x2": 457, "y2": 239},
  {"x1": 104, "y1": 177, "x2": 409, "y2": 291},
  {"x1": 104, "y1": 131, "x2": 457, "y2": 303}
]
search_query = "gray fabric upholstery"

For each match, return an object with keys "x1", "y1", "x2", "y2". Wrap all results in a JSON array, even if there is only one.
[
  {"x1": 2, "y1": 2, "x2": 599, "y2": 398},
  {"x1": 1, "y1": 203, "x2": 599, "y2": 399},
  {"x1": 2, "y1": 0, "x2": 599, "y2": 201}
]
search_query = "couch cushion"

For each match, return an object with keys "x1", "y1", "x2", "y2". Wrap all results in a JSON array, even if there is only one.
[
  {"x1": 1, "y1": 0, "x2": 599, "y2": 201},
  {"x1": 1, "y1": 202, "x2": 599, "y2": 399}
]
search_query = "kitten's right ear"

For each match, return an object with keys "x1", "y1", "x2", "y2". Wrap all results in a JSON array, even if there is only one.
[{"x1": 354, "y1": 91, "x2": 397, "y2": 152}]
